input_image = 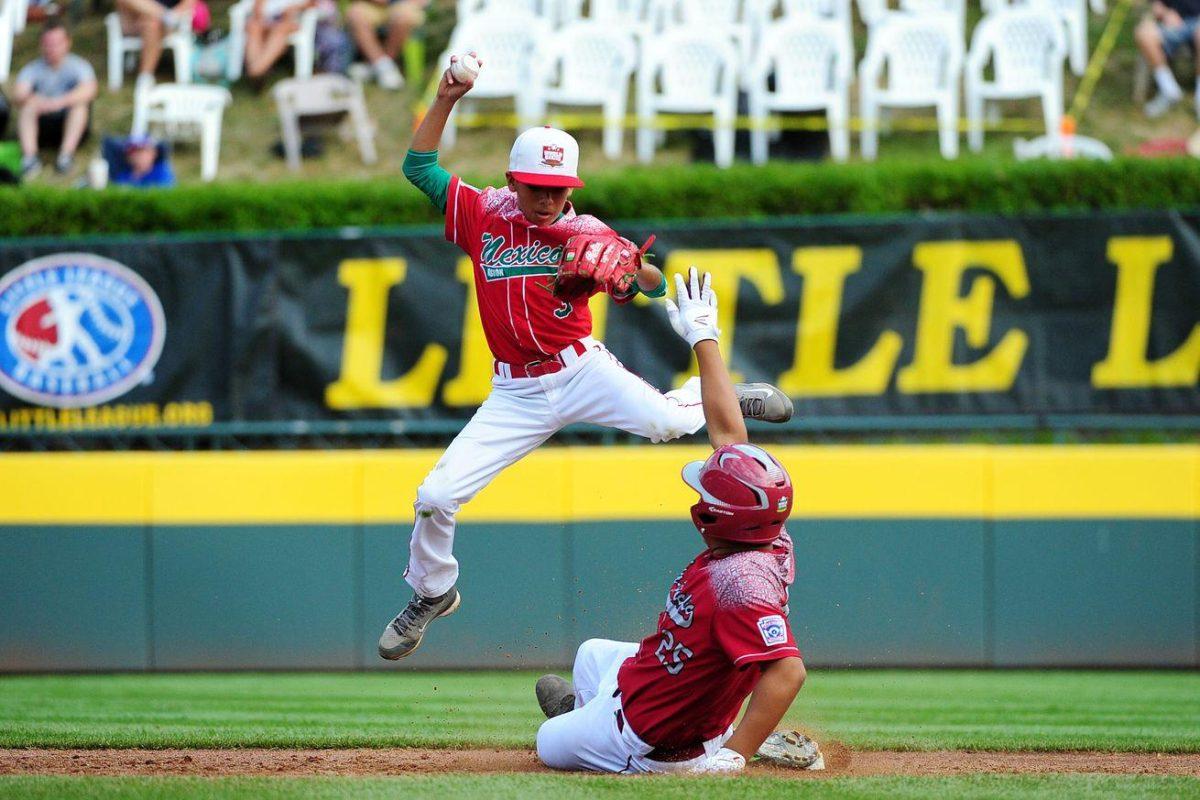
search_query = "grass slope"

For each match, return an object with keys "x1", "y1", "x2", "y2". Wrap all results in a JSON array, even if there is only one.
[
  {"x1": 1, "y1": 775, "x2": 1199, "y2": 800},
  {"x1": 1, "y1": 670, "x2": 1197, "y2": 752}
]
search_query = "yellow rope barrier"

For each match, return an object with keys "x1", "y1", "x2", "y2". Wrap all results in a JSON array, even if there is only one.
[
  {"x1": 1069, "y1": 0, "x2": 1135, "y2": 122},
  {"x1": 439, "y1": 109, "x2": 1045, "y2": 134}
]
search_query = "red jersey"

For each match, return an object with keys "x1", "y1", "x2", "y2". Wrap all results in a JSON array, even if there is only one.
[
  {"x1": 445, "y1": 176, "x2": 635, "y2": 365},
  {"x1": 617, "y1": 532, "x2": 800, "y2": 750}
]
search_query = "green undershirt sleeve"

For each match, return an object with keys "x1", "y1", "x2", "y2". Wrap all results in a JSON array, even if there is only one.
[
  {"x1": 640, "y1": 275, "x2": 667, "y2": 299},
  {"x1": 403, "y1": 149, "x2": 452, "y2": 213}
]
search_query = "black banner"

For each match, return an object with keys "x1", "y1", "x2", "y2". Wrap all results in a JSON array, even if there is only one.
[{"x1": 0, "y1": 211, "x2": 1197, "y2": 435}]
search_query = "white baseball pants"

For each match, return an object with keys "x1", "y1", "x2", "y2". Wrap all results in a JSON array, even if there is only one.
[
  {"x1": 404, "y1": 337, "x2": 705, "y2": 598},
  {"x1": 536, "y1": 638, "x2": 732, "y2": 773}
]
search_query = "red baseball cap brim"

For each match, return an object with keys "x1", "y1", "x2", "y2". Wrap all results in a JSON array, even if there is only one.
[{"x1": 509, "y1": 171, "x2": 584, "y2": 188}]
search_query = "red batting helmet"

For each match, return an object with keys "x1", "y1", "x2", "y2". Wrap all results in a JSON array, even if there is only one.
[{"x1": 681, "y1": 444, "x2": 793, "y2": 545}]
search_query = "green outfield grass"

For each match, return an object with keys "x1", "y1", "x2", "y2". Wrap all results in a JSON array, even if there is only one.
[
  {"x1": 1, "y1": 670, "x2": 1198, "y2": 752},
  {"x1": 2, "y1": 775, "x2": 1200, "y2": 800}
]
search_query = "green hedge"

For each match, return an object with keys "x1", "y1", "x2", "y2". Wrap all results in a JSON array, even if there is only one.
[{"x1": 4, "y1": 157, "x2": 1200, "y2": 237}]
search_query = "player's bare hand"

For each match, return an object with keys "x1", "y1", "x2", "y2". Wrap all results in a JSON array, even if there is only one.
[
  {"x1": 665, "y1": 266, "x2": 720, "y2": 348},
  {"x1": 437, "y1": 52, "x2": 481, "y2": 102}
]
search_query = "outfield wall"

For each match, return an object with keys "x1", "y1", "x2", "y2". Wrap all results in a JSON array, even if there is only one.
[{"x1": 1, "y1": 445, "x2": 1197, "y2": 671}]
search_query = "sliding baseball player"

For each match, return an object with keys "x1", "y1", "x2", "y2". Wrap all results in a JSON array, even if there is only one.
[{"x1": 533, "y1": 269, "x2": 822, "y2": 773}]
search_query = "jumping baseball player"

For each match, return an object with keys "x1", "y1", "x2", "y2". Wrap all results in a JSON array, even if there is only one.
[
  {"x1": 532, "y1": 270, "x2": 821, "y2": 774},
  {"x1": 378, "y1": 56, "x2": 794, "y2": 660}
]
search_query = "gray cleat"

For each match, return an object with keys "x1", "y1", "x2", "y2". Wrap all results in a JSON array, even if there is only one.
[
  {"x1": 535, "y1": 674, "x2": 576, "y2": 718},
  {"x1": 378, "y1": 586, "x2": 461, "y2": 660},
  {"x1": 735, "y1": 383, "x2": 794, "y2": 423},
  {"x1": 756, "y1": 730, "x2": 825, "y2": 770}
]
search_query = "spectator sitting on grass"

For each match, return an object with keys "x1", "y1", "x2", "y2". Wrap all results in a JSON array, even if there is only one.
[
  {"x1": 105, "y1": 134, "x2": 175, "y2": 187},
  {"x1": 115, "y1": 0, "x2": 197, "y2": 94},
  {"x1": 345, "y1": 0, "x2": 427, "y2": 89},
  {"x1": 13, "y1": 20, "x2": 97, "y2": 178},
  {"x1": 1136, "y1": 0, "x2": 1200, "y2": 118}
]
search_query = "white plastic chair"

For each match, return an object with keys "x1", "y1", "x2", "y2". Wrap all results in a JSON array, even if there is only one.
[
  {"x1": 8, "y1": 0, "x2": 26, "y2": 34},
  {"x1": 226, "y1": 0, "x2": 319, "y2": 82},
  {"x1": 529, "y1": 21, "x2": 638, "y2": 159},
  {"x1": 981, "y1": 0, "x2": 1088, "y2": 75},
  {"x1": 590, "y1": 0, "x2": 656, "y2": 24},
  {"x1": 760, "y1": 0, "x2": 853, "y2": 56},
  {"x1": 573, "y1": 0, "x2": 658, "y2": 66},
  {"x1": 749, "y1": 17, "x2": 852, "y2": 162},
  {"x1": 966, "y1": 8, "x2": 1065, "y2": 152},
  {"x1": 583, "y1": 0, "x2": 657, "y2": 39},
  {"x1": 636, "y1": 28, "x2": 738, "y2": 167},
  {"x1": 0, "y1": 0, "x2": 13, "y2": 83},
  {"x1": 438, "y1": 12, "x2": 550, "y2": 148},
  {"x1": 775, "y1": 0, "x2": 853, "y2": 26},
  {"x1": 456, "y1": 0, "x2": 549, "y2": 21},
  {"x1": 859, "y1": 14, "x2": 963, "y2": 160},
  {"x1": 105, "y1": 11, "x2": 194, "y2": 91},
  {"x1": 656, "y1": 0, "x2": 756, "y2": 81},
  {"x1": 857, "y1": 0, "x2": 965, "y2": 39},
  {"x1": 274, "y1": 75, "x2": 376, "y2": 170},
  {"x1": 132, "y1": 84, "x2": 232, "y2": 181}
]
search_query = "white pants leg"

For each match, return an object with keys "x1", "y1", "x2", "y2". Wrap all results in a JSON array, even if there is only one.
[
  {"x1": 537, "y1": 638, "x2": 734, "y2": 774},
  {"x1": 405, "y1": 340, "x2": 705, "y2": 597},
  {"x1": 555, "y1": 347, "x2": 706, "y2": 443},
  {"x1": 404, "y1": 377, "x2": 559, "y2": 597},
  {"x1": 570, "y1": 638, "x2": 639, "y2": 708},
  {"x1": 537, "y1": 638, "x2": 640, "y2": 772}
]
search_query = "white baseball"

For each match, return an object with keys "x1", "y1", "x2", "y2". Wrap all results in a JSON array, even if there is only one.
[{"x1": 450, "y1": 53, "x2": 479, "y2": 83}]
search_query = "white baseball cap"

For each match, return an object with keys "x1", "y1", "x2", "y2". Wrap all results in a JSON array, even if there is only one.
[{"x1": 508, "y1": 126, "x2": 584, "y2": 188}]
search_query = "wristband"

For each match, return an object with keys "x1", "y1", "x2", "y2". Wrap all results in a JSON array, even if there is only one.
[{"x1": 641, "y1": 275, "x2": 667, "y2": 299}]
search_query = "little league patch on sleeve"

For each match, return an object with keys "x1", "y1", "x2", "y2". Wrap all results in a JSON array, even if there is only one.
[{"x1": 757, "y1": 615, "x2": 788, "y2": 647}]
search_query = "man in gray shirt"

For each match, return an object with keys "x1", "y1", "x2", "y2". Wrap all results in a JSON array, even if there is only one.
[{"x1": 14, "y1": 21, "x2": 98, "y2": 177}]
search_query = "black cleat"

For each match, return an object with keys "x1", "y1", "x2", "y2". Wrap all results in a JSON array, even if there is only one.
[{"x1": 535, "y1": 674, "x2": 576, "y2": 718}]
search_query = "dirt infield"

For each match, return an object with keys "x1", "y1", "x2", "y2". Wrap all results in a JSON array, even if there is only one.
[{"x1": 3, "y1": 747, "x2": 1199, "y2": 778}]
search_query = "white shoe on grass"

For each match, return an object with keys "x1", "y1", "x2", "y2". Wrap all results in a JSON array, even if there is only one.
[
  {"x1": 1145, "y1": 91, "x2": 1181, "y2": 119},
  {"x1": 373, "y1": 58, "x2": 404, "y2": 90}
]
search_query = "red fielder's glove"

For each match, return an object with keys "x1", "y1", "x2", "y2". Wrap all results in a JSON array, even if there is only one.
[{"x1": 552, "y1": 233, "x2": 656, "y2": 298}]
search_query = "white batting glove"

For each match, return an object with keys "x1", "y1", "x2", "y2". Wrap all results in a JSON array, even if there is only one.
[
  {"x1": 664, "y1": 266, "x2": 720, "y2": 348},
  {"x1": 692, "y1": 747, "x2": 746, "y2": 773}
]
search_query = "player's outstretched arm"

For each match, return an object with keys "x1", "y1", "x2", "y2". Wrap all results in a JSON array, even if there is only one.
[
  {"x1": 404, "y1": 55, "x2": 481, "y2": 212},
  {"x1": 410, "y1": 54, "x2": 479, "y2": 152},
  {"x1": 719, "y1": 656, "x2": 807, "y2": 763},
  {"x1": 665, "y1": 267, "x2": 748, "y2": 449}
]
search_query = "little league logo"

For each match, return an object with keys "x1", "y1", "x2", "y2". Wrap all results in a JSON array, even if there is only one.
[
  {"x1": 541, "y1": 144, "x2": 564, "y2": 168},
  {"x1": 757, "y1": 615, "x2": 788, "y2": 647},
  {"x1": 0, "y1": 253, "x2": 165, "y2": 408}
]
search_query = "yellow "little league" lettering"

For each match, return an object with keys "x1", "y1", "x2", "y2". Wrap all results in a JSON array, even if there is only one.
[
  {"x1": 322, "y1": 238, "x2": 1197, "y2": 410},
  {"x1": 779, "y1": 246, "x2": 902, "y2": 397},
  {"x1": 897, "y1": 240, "x2": 1030, "y2": 394},
  {"x1": 325, "y1": 258, "x2": 447, "y2": 409},
  {"x1": 1092, "y1": 237, "x2": 1200, "y2": 388}
]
